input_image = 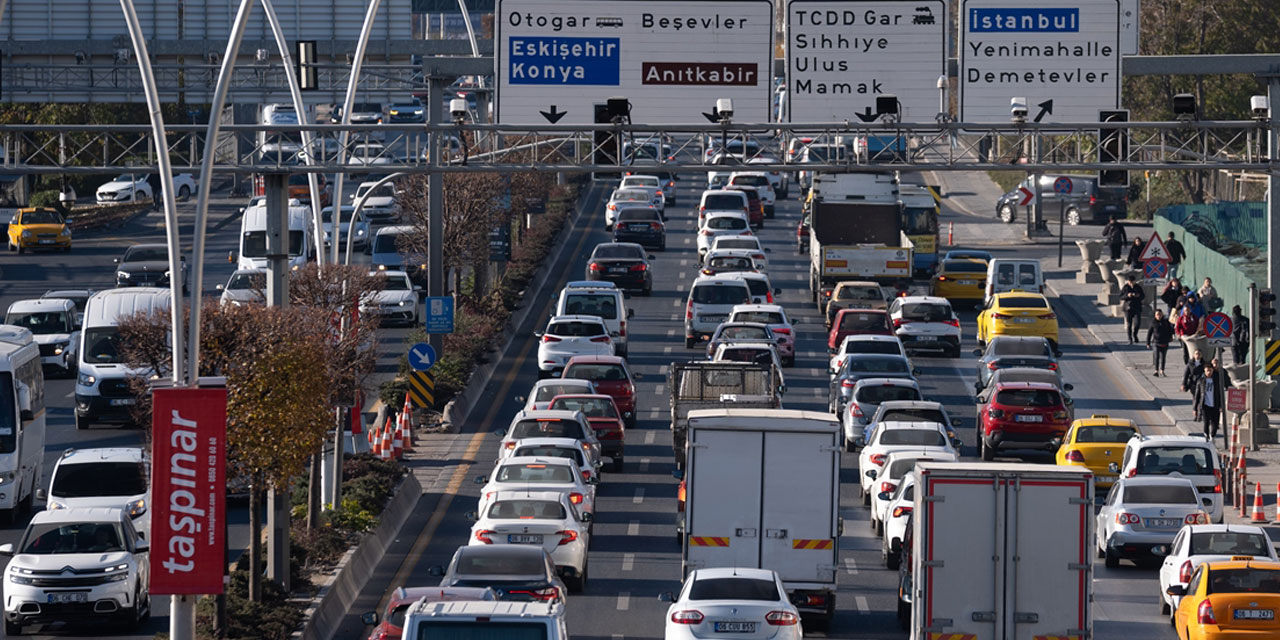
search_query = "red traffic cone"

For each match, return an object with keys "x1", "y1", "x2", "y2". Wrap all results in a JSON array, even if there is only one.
[
  {"x1": 1252, "y1": 482, "x2": 1267, "y2": 523},
  {"x1": 400, "y1": 396, "x2": 415, "y2": 452},
  {"x1": 371, "y1": 418, "x2": 384, "y2": 459},
  {"x1": 391, "y1": 419, "x2": 403, "y2": 460},
  {"x1": 380, "y1": 417, "x2": 394, "y2": 460}
]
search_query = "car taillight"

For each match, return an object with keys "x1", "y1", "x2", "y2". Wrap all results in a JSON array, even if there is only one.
[
  {"x1": 848, "y1": 403, "x2": 863, "y2": 417},
  {"x1": 1185, "y1": 513, "x2": 1209, "y2": 525},
  {"x1": 1127, "y1": 468, "x2": 1137, "y2": 478},
  {"x1": 753, "y1": 253, "x2": 765, "y2": 261},
  {"x1": 557, "y1": 529, "x2": 579, "y2": 546},
  {"x1": 1039, "y1": 313, "x2": 1057, "y2": 320},
  {"x1": 630, "y1": 263, "x2": 647, "y2": 271},
  {"x1": 656, "y1": 190, "x2": 664, "y2": 197},
  {"x1": 542, "y1": 335, "x2": 561, "y2": 343},
  {"x1": 1115, "y1": 512, "x2": 1140, "y2": 525},
  {"x1": 765, "y1": 291, "x2": 773, "y2": 303},
  {"x1": 893, "y1": 318, "x2": 907, "y2": 328},
  {"x1": 608, "y1": 203, "x2": 617, "y2": 210},
  {"x1": 582, "y1": 469, "x2": 592, "y2": 482},
  {"x1": 1090, "y1": 194, "x2": 1097, "y2": 205},
  {"x1": 945, "y1": 318, "x2": 960, "y2": 327},
  {"x1": 1047, "y1": 362, "x2": 1059, "y2": 370},
  {"x1": 1212, "y1": 469, "x2": 1223, "y2": 493},
  {"x1": 597, "y1": 428, "x2": 623, "y2": 440},
  {"x1": 991, "y1": 312, "x2": 1009, "y2": 320},
  {"x1": 892, "y1": 506, "x2": 913, "y2": 518},
  {"x1": 823, "y1": 290, "x2": 833, "y2": 298},
  {"x1": 773, "y1": 327, "x2": 791, "y2": 334},
  {"x1": 504, "y1": 441, "x2": 516, "y2": 450},
  {"x1": 1179, "y1": 560, "x2": 1193, "y2": 583},
  {"x1": 678, "y1": 480, "x2": 687, "y2": 509},
  {"x1": 739, "y1": 230, "x2": 752, "y2": 236},
  {"x1": 651, "y1": 222, "x2": 663, "y2": 230},
  {"x1": 841, "y1": 379, "x2": 855, "y2": 388},
  {"x1": 590, "y1": 335, "x2": 611, "y2": 343},
  {"x1": 987, "y1": 362, "x2": 1000, "y2": 369},
  {"x1": 1064, "y1": 450, "x2": 1085, "y2": 462},
  {"x1": 686, "y1": 300, "x2": 693, "y2": 321},
  {"x1": 589, "y1": 262, "x2": 603, "y2": 272},
  {"x1": 880, "y1": 481, "x2": 896, "y2": 494},
  {"x1": 765, "y1": 611, "x2": 798, "y2": 626},
  {"x1": 619, "y1": 320, "x2": 626, "y2": 337},
  {"x1": 989, "y1": 408, "x2": 1005, "y2": 419},
  {"x1": 798, "y1": 593, "x2": 827, "y2": 606},
  {"x1": 702, "y1": 229, "x2": 714, "y2": 236},
  {"x1": 1198, "y1": 599, "x2": 1217, "y2": 625},
  {"x1": 936, "y1": 275, "x2": 948, "y2": 281},
  {"x1": 569, "y1": 492, "x2": 584, "y2": 505},
  {"x1": 671, "y1": 610, "x2": 704, "y2": 625},
  {"x1": 474, "y1": 529, "x2": 495, "y2": 544},
  {"x1": 869, "y1": 454, "x2": 886, "y2": 466}
]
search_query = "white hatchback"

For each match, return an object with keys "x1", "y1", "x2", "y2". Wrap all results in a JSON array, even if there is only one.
[
  {"x1": 605, "y1": 188, "x2": 656, "y2": 229},
  {"x1": 709, "y1": 235, "x2": 770, "y2": 271},
  {"x1": 475, "y1": 456, "x2": 597, "y2": 521},
  {"x1": 697, "y1": 213, "x2": 752, "y2": 257},
  {"x1": 857, "y1": 421, "x2": 959, "y2": 503},
  {"x1": 535, "y1": 315, "x2": 614, "y2": 378},
  {"x1": 728, "y1": 304, "x2": 795, "y2": 366},
  {"x1": 1114, "y1": 435, "x2": 1224, "y2": 523},
  {"x1": 41, "y1": 447, "x2": 150, "y2": 540},
  {"x1": 887, "y1": 295, "x2": 962, "y2": 357}
]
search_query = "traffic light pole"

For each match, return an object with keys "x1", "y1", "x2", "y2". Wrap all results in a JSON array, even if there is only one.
[{"x1": 1250, "y1": 283, "x2": 1258, "y2": 451}]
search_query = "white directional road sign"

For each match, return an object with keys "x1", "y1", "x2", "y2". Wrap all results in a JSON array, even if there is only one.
[
  {"x1": 785, "y1": 0, "x2": 946, "y2": 124},
  {"x1": 495, "y1": 0, "x2": 775, "y2": 125},
  {"x1": 960, "y1": 0, "x2": 1120, "y2": 124}
]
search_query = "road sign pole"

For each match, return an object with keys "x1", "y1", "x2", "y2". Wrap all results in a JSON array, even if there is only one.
[
  {"x1": 1058, "y1": 198, "x2": 1065, "y2": 267},
  {"x1": 1250, "y1": 282, "x2": 1258, "y2": 451},
  {"x1": 428, "y1": 75, "x2": 446, "y2": 358}
]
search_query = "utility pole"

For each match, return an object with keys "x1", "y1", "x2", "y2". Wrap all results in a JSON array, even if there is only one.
[
  {"x1": 263, "y1": 173, "x2": 291, "y2": 593},
  {"x1": 428, "y1": 75, "x2": 446, "y2": 356},
  {"x1": 1249, "y1": 283, "x2": 1258, "y2": 451}
]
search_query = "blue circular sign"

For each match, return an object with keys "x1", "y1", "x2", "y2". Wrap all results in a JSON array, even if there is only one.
[
  {"x1": 408, "y1": 342, "x2": 437, "y2": 371},
  {"x1": 1053, "y1": 177, "x2": 1073, "y2": 194}
]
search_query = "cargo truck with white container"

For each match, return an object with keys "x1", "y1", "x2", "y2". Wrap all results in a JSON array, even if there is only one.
[
  {"x1": 909, "y1": 462, "x2": 1093, "y2": 640},
  {"x1": 679, "y1": 409, "x2": 842, "y2": 630},
  {"x1": 807, "y1": 172, "x2": 914, "y2": 305},
  {"x1": 668, "y1": 361, "x2": 782, "y2": 469}
]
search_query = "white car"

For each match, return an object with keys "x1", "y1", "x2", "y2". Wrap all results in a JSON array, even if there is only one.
[
  {"x1": 661, "y1": 568, "x2": 802, "y2": 640},
  {"x1": 349, "y1": 143, "x2": 393, "y2": 166},
  {"x1": 746, "y1": 156, "x2": 790, "y2": 199},
  {"x1": 475, "y1": 457, "x2": 597, "y2": 520},
  {"x1": 358, "y1": 270, "x2": 421, "y2": 327},
  {"x1": 605, "y1": 188, "x2": 655, "y2": 229},
  {"x1": 522, "y1": 379, "x2": 597, "y2": 412},
  {"x1": 696, "y1": 212, "x2": 752, "y2": 257},
  {"x1": 710, "y1": 235, "x2": 770, "y2": 271},
  {"x1": 828, "y1": 335, "x2": 909, "y2": 378},
  {"x1": 728, "y1": 304, "x2": 795, "y2": 366},
  {"x1": 723, "y1": 271, "x2": 778, "y2": 306},
  {"x1": 535, "y1": 315, "x2": 615, "y2": 378},
  {"x1": 1096, "y1": 476, "x2": 1209, "y2": 568},
  {"x1": 726, "y1": 171, "x2": 777, "y2": 216},
  {"x1": 1113, "y1": 435, "x2": 1224, "y2": 523},
  {"x1": 510, "y1": 437, "x2": 602, "y2": 485},
  {"x1": 888, "y1": 296, "x2": 962, "y2": 357},
  {"x1": 617, "y1": 175, "x2": 666, "y2": 213},
  {"x1": 498, "y1": 409, "x2": 600, "y2": 464},
  {"x1": 1157, "y1": 524, "x2": 1277, "y2": 616},
  {"x1": 879, "y1": 470, "x2": 931, "y2": 570},
  {"x1": 467, "y1": 490, "x2": 591, "y2": 592},
  {"x1": 322, "y1": 206, "x2": 370, "y2": 251},
  {"x1": 554, "y1": 282, "x2": 632, "y2": 357},
  {"x1": 685, "y1": 275, "x2": 752, "y2": 348},
  {"x1": 350, "y1": 181, "x2": 399, "y2": 223},
  {"x1": 216, "y1": 269, "x2": 266, "y2": 307},
  {"x1": 95, "y1": 174, "x2": 152, "y2": 203},
  {"x1": 41, "y1": 447, "x2": 149, "y2": 540},
  {"x1": 700, "y1": 248, "x2": 761, "y2": 277},
  {"x1": 1, "y1": 508, "x2": 151, "y2": 634},
  {"x1": 857, "y1": 421, "x2": 960, "y2": 503},
  {"x1": 167, "y1": 173, "x2": 197, "y2": 200},
  {"x1": 870, "y1": 450, "x2": 956, "y2": 538},
  {"x1": 697, "y1": 190, "x2": 750, "y2": 226},
  {"x1": 4, "y1": 297, "x2": 79, "y2": 375}
]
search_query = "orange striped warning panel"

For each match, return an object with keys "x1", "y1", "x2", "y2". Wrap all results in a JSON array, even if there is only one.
[
  {"x1": 1033, "y1": 637, "x2": 1082, "y2": 640},
  {"x1": 927, "y1": 634, "x2": 977, "y2": 640},
  {"x1": 688, "y1": 536, "x2": 730, "y2": 547},
  {"x1": 791, "y1": 539, "x2": 835, "y2": 550}
]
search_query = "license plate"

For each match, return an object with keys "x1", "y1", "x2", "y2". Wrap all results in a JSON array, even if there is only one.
[
  {"x1": 47, "y1": 593, "x2": 88, "y2": 604},
  {"x1": 701, "y1": 315, "x2": 727, "y2": 323},
  {"x1": 110, "y1": 398, "x2": 135, "y2": 406},
  {"x1": 38, "y1": 239, "x2": 54, "y2": 245},
  {"x1": 609, "y1": 267, "x2": 628, "y2": 274},
  {"x1": 713, "y1": 622, "x2": 757, "y2": 633},
  {"x1": 1014, "y1": 414, "x2": 1043, "y2": 422},
  {"x1": 1235, "y1": 609, "x2": 1275, "y2": 620},
  {"x1": 1143, "y1": 518, "x2": 1181, "y2": 528},
  {"x1": 630, "y1": 224, "x2": 649, "y2": 231},
  {"x1": 508, "y1": 534, "x2": 543, "y2": 544},
  {"x1": 1232, "y1": 556, "x2": 1255, "y2": 561},
  {"x1": 959, "y1": 280, "x2": 976, "y2": 285},
  {"x1": 914, "y1": 335, "x2": 937, "y2": 341},
  {"x1": 1012, "y1": 317, "x2": 1036, "y2": 324}
]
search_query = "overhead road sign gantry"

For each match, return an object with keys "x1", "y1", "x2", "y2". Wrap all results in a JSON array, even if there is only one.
[
  {"x1": 495, "y1": 0, "x2": 776, "y2": 125},
  {"x1": 785, "y1": 0, "x2": 946, "y2": 124},
  {"x1": 960, "y1": 0, "x2": 1121, "y2": 124}
]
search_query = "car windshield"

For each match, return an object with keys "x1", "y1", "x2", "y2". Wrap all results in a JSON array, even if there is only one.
[
  {"x1": 991, "y1": 340, "x2": 1050, "y2": 357},
  {"x1": 706, "y1": 216, "x2": 747, "y2": 230},
  {"x1": 703, "y1": 194, "x2": 746, "y2": 210},
  {"x1": 879, "y1": 408, "x2": 947, "y2": 424},
  {"x1": 21, "y1": 522, "x2": 125, "y2": 554},
  {"x1": 612, "y1": 189, "x2": 651, "y2": 202},
  {"x1": 837, "y1": 286, "x2": 883, "y2": 301},
  {"x1": 563, "y1": 294, "x2": 618, "y2": 320},
  {"x1": 719, "y1": 326, "x2": 770, "y2": 341},
  {"x1": 242, "y1": 230, "x2": 304, "y2": 257},
  {"x1": 1190, "y1": 532, "x2": 1271, "y2": 556},
  {"x1": 900, "y1": 303, "x2": 951, "y2": 321},
  {"x1": 843, "y1": 341, "x2": 901, "y2": 356},
  {"x1": 1205, "y1": 568, "x2": 1280, "y2": 595},
  {"x1": 5, "y1": 311, "x2": 70, "y2": 334},
  {"x1": 617, "y1": 209, "x2": 659, "y2": 222},
  {"x1": 839, "y1": 312, "x2": 888, "y2": 331},
  {"x1": 455, "y1": 553, "x2": 544, "y2": 576},
  {"x1": 513, "y1": 446, "x2": 585, "y2": 466},
  {"x1": 996, "y1": 389, "x2": 1062, "y2": 407},
  {"x1": 373, "y1": 233, "x2": 403, "y2": 254},
  {"x1": 1135, "y1": 446, "x2": 1214, "y2": 475},
  {"x1": 123, "y1": 246, "x2": 167, "y2": 262},
  {"x1": 227, "y1": 273, "x2": 265, "y2": 290},
  {"x1": 51, "y1": 461, "x2": 146, "y2": 498},
  {"x1": 857, "y1": 385, "x2": 921, "y2": 404},
  {"x1": 687, "y1": 577, "x2": 779, "y2": 601},
  {"x1": 593, "y1": 245, "x2": 644, "y2": 260},
  {"x1": 487, "y1": 500, "x2": 566, "y2": 520},
  {"x1": 82, "y1": 327, "x2": 122, "y2": 364},
  {"x1": 546, "y1": 321, "x2": 606, "y2": 338},
  {"x1": 378, "y1": 276, "x2": 412, "y2": 291},
  {"x1": 564, "y1": 364, "x2": 627, "y2": 381},
  {"x1": 718, "y1": 348, "x2": 773, "y2": 365},
  {"x1": 692, "y1": 285, "x2": 749, "y2": 305},
  {"x1": 1123, "y1": 483, "x2": 1198, "y2": 505},
  {"x1": 21, "y1": 210, "x2": 63, "y2": 225},
  {"x1": 495, "y1": 464, "x2": 574, "y2": 484},
  {"x1": 902, "y1": 207, "x2": 938, "y2": 234},
  {"x1": 733, "y1": 311, "x2": 783, "y2": 325},
  {"x1": 731, "y1": 175, "x2": 769, "y2": 187},
  {"x1": 1075, "y1": 425, "x2": 1136, "y2": 443},
  {"x1": 878, "y1": 429, "x2": 946, "y2": 447},
  {"x1": 1000, "y1": 296, "x2": 1050, "y2": 309},
  {"x1": 414, "y1": 622, "x2": 550, "y2": 639},
  {"x1": 942, "y1": 261, "x2": 986, "y2": 274},
  {"x1": 532, "y1": 384, "x2": 588, "y2": 402},
  {"x1": 844, "y1": 358, "x2": 908, "y2": 374},
  {"x1": 550, "y1": 397, "x2": 617, "y2": 419},
  {"x1": 715, "y1": 239, "x2": 758, "y2": 250},
  {"x1": 511, "y1": 419, "x2": 586, "y2": 440}
]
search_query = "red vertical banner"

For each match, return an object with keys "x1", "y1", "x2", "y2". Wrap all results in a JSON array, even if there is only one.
[{"x1": 150, "y1": 386, "x2": 227, "y2": 595}]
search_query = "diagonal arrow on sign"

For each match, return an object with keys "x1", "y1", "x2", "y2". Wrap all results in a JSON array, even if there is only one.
[{"x1": 1033, "y1": 99, "x2": 1054, "y2": 123}]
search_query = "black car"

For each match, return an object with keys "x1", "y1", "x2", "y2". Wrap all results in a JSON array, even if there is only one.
[
  {"x1": 612, "y1": 207, "x2": 666, "y2": 250},
  {"x1": 996, "y1": 174, "x2": 1127, "y2": 225},
  {"x1": 585, "y1": 242, "x2": 654, "y2": 294},
  {"x1": 114, "y1": 243, "x2": 187, "y2": 293},
  {"x1": 972, "y1": 336, "x2": 1060, "y2": 392},
  {"x1": 387, "y1": 101, "x2": 425, "y2": 123},
  {"x1": 828, "y1": 353, "x2": 919, "y2": 415},
  {"x1": 430, "y1": 545, "x2": 569, "y2": 604}
]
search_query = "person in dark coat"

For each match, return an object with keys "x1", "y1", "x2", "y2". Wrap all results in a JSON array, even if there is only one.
[
  {"x1": 1195, "y1": 362, "x2": 1225, "y2": 442},
  {"x1": 1126, "y1": 237, "x2": 1144, "y2": 270},
  {"x1": 1183, "y1": 349, "x2": 1206, "y2": 419},
  {"x1": 1160, "y1": 278, "x2": 1185, "y2": 313},
  {"x1": 1103, "y1": 216, "x2": 1127, "y2": 260},
  {"x1": 1147, "y1": 309, "x2": 1174, "y2": 377},
  {"x1": 1232, "y1": 305, "x2": 1251, "y2": 366},
  {"x1": 1119, "y1": 273, "x2": 1146, "y2": 344},
  {"x1": 1166, "y1": 231, "x2": 1186, "y2": 280}
]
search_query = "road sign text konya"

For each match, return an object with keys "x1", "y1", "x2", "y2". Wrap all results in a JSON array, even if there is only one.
[{"x1": 496, "y1": 0, "x2": 775, "y2": 125}]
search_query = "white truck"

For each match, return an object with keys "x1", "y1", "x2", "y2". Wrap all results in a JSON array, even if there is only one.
[
  {"x1": 909, "y1": 462, "x2": 1093, "y2": 640},
  {"x1": 0, "y1": 325, "x2": 45, "y2": 522},
  {"x1": 808, "y1": 172, "x2": 914, "y2": 304},
  {"x1": 681, "y1": 409, "x2": 841, "y2": 630},
  {"x1": 668, "y1": 361, "x2": 781, "y2": 468}
]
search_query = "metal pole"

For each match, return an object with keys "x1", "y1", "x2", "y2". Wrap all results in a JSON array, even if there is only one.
[
  {"x1": 1058, "y1": 198, "x2": 1065, "y2": 267},
  {"x1": 456, "y1": 0, "x2": 480, "y2": 58},
  {"x1": 345, "y1": 171, "x2": 405, "y2": 265},
  {"x1": 1250, "y1": 282, "x2": 1258, "y2": 451},
  {"x1": 263, "y1": 174, "x2": 291, "y2": 592},
  {"x1": 329, "y1": 0, "x2": 384, "y2": 266},
  {"x1": 428, "y1": 76, "x2": 446, "y2": 357}
]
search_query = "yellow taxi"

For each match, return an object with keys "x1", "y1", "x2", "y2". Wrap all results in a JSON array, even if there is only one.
[
  {"x1": 6, "y1": 207, "x2": 71, "y2": 254},
  {"x1": 1171, "y1": 560, "x2": 1280, "y2": 639},
  {"x1": 931, "y1": 258, "x2": 988, "y2": 305},
  {"x1": 976, "y1": 290, "x2": 1060, "y2": 351},
  {"x1": 1054, "y1": 415, "x2": 1140, "y2": 487}
]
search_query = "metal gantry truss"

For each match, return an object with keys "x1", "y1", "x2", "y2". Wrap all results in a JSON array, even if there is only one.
[
  {"x1": 0, "y1": 64, "x2": 430, "y2": 98},
  {"x1": 0, "y1": 120, "x2": 1275, "y2": 175}
]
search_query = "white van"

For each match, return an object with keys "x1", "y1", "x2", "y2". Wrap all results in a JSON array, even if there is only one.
[
  {"x1": 238, "y1": 198, "x2": 312, "y2": 271},
  {"x1": 0, "y1": 325, "x2": 45, "y2": 520},
  {"x1": 554, "y1": 282, "x2": 633, "y2": 357},
  {"x1": 684, "y1": 275, "x2": 752, "y2": 348},
  {"x1": 5, "y1": 298, "x2": 79, "y2": 375},
  {"x1": 74, "y1": 288, "x2": 171, "y2": 430},
  {"x1": 984, "y1": 259, "x2": 1044, "y2": 301},
  {"x1": 402, "y1": 600, "x2": 568, "y2": 640}
]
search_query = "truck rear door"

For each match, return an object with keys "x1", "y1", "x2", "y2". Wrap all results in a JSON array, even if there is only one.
[
  {"x1": 918, "y1": 474, "x2": 1000, "y2": 640},
  {"x1": 685, "y1": 428, "x2": 762, "y2": 571},
  {"x1": 759, "y1": 430, "x2": 838, "y2": 584},
  {"x1": 1006, "y1": 477, "x2": 1091, "y2": 640}
]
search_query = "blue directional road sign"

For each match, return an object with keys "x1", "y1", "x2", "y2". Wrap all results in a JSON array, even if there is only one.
[
  {"x1": 1204, "y1": 311, "x2": 1233, "y2": 348},
  {"x1": 408, "y1": 343, "x2": 437, "y2": 371},
  {"x1": 425, "y1": 296, "x2": 455, "y2": 334},
  {"x1": 1053, "y1": 176, "x2": 1074, "y2": 194}
]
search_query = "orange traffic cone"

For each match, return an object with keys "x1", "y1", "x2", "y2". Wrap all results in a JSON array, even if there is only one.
[
  {"x1": 390, "y1": 418, "x2": 403, "y2": 459},
  {"x1": 370, "y1": 419, "x2": 383, "y2": 459},
  {"x1": 1274, "y1": 483, "x2": 1280, "y2": 524},
  {"x1": 380, "y1": 417, "x2": 394, "y2": 460},
  {"x1": 400, "y1": 395, "x2": 415, "y2": 452},
  {"x1": 1252, "y1": 482, "x2": 1267, "y2": 523}
]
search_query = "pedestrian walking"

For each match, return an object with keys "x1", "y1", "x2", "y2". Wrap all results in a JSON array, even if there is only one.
[
  {"x1": 1126, "y1": 237, "x2": 1144, "y2": 270},
  {"x1": 1195, "y1": 362, "x2": 1224, "y2": 442},
  {"x1": 1120, "y1": 273, "x2": 1146, "y2": 344},
  {"x1": 1147, "y1": 309, "x2": 1174, "y2": 376},
  {"x1": 1161, "y1": 278, "x2": 1185, "y2": 314},
  {"x1": 1175, "y1": 306, "x2": 1200, "y2": 364},
  {"x1": 1198, "y1": 277, "x2": 1221, "y2": 312},
  {"x1": 1184, "y1": 291, "x2": 1206, "y2": 320},
  {"x1": 1232, "y1": 304, "x2": 1251, "y2": 366},
  {"x1": 1103, "y1": 215, "x2": 1127, "y2": 260},
  {"x1": 1183, "y1": 349, "x2": 1206, "y2": 416},
  {"x1": 1166, "y1": 231, "x2": 1186, "y2": 280}
]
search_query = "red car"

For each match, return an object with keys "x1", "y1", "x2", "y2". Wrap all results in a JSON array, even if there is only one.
[
  {"x1": 977, "y1": 381, "x2": 1071, "y2": 461},
  {"x1": 796, "y1": 213, "x2": 810, "y2": 252},
  {"x1": 548, "y1": 393, "x2": 626, "y2": 472},
  {"x1": 827, "y1": 309, "x2": 894, "y2": 352},
  {"x1": 361, "y1": 586, "x2": 495, "y2": 640},
  {"x1": 562, "y1": 355, "x2": 639, "y2": 429},
  {"x1": 726, "y1": 185, "x2": 764, "y2": 229}
]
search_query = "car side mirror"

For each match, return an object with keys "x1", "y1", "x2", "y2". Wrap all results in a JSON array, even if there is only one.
[
  {"x1": 1108, "y1": 462, "x2": 1120, "y2": 474},
  {"x1": 912, "y1": 368, "x2": 922, "y2": 377},
  {"x1": 951, "y1": 418, "x2": 963, "y2": 428},
  {"x1": 533, "y1": 332, "x2": 544, "y2": 338},
  {"x1": 658, "y1": 591, "x2": 675, "y2": 602},
  {"x1": 580, "y1": 512, "x2": 593, "y2": 523},
  {"x1": 427, "y1": 565, "x2": 445, "y2": 577},
  {"x1": 971, "y1": 349, "x2": 983, "y2": 357},
  {"x1": 360, "y1": 612, "x2": 379, "y2": 626},
  {"x1": 1166, "y1": 585, "x2": 1186, "y2": 597},
  {"x1": 773, "y1": 287, "x2": 782, "y2": 295},
  {"x1": 878, "y1": 491, "x2": 892, "y2": 501},
  {"x1": 474, "y1": 475, "x2": 487, "y2": 484},
  {"x1": 1054, "y1": 350, "x2": 1063, "y2": 358},
  {"x1": 865, "y1": 469, "x2": 877, "y2": 480},
  {"x1": 827, "y1": 347, "x2": 836, "y2": 355},
  {"x1": 628, "y1": 309, "x2": 635, "y2": 319},
  {"x1": 113, "y1": 257, "x2": 120, "y2": 264},
  {"x1": 35, "y1": 489, "x2": 46, "y2": 501},
  {"x1": 215, "y1": 284, "x2": 225, "y2": 291},
  {"x1": 1050, "y1": 437, "x2": 1063, "y2": 448},
  {"x1": 648, "y1": 255, "x2": 656, "y2": 260},
  {"x1": 1063, "y1": 383, "x2": 1075, "y2": 391},
  {"x1": 634, "y1": 373, "x2": 644, "y2": 381},
  {"x1": 1065, "y1": 396, "x2": 1074, "y2": 406},
  {"x1": 587, "y1": 476, "x2": 600, "y2": 486},
  {"x1": 465, "y1": 511, "x2": 479, "y2": 521},
  {"x1": 764, "y1": 247, "x2": 772, "y2": 253},
  {"x1": 853, "y1": 437, "x2": 865, "y2": 448},
  {"x1": 134, "y1": 539, "x2": 149, "y2": 553},
  {"x1": 0, "y1": 544, "x2": 12, "y2": 556},
  {"x1": 974, "y1": 382, "x2": 983, "y2": 394}
]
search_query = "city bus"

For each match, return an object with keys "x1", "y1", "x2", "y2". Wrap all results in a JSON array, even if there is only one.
[{"x1": 899, "y1": 185, "x2": 940, "y2": 276}]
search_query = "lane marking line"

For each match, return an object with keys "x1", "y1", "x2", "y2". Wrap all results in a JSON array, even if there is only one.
[
  {"x1": 617, "y1": 592, "x2": 631, "y2": 611},
  {"x1": 622, "y1": 553, "x2": 635, "y2": 571},
  {"x1": 633, "y1": 488, "x2": 645, "y2": 504},
  {"x1": 640, "y1": 458, "x2": 651, "y2": 473},
  {"x1": 855, "y1": 595, "x2": 869, "y2": 613},
  {"x1": 844, "y1": 557, "x2": 858, "y2": 574},
  {"x1": 645, "y1": 431, "x2": 656, "y2": 444},
  {"x1": 628, "y1": 520, "x2": 640, "y2": 536}
]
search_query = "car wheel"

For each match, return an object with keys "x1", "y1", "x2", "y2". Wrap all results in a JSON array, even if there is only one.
[
  {"x1": 178, "y1": 185, "x2": 191, "y2": 200},
  {"x1": 1066, "y1": 208, "x2": 1082, "y2": 226},
  {"x1": 999, "y1": 204, "x2": 1015, "y2": 223},
  {"x1": 75, "y1": 413, "x2": 90, "y2": 430},
  {"x1": 862, "y1": 485, "x2": 871, "y2": 506},
  {"x1": 897, "y1": 598, "x2": 910, "y2": 630},
  {"x1": 611, "y1": 456, "x2": 624, "y2": 473},
  {"x1": 1161, "y1": 595, "x2": 1171, "y2": 615},
  {"x1": 783, "y1": 356, "x2": 795, "y2": 367},
  {"x1": 1104, "y1": 547, "x2": 1120, "y2": 568},
  {"x1": 844, "y1": 435, "x2": 856, "y2": 453},
  {"x1": 980, "y1": 437, "x2": 995, "y2": 461},
  {"x1": 685, "y1": 337, "x2": 696, "y2": 349},
  {"x1": 135, "y1": 191, "x2": 145, "y2": 201},
  {"x1": 5, "y1": 619, "x2": 22, "y2": 636},
  {"x1": 16, "y1": 244, "x2": 24, "y2": 255},
  {"x1": 567, "y1": 567, "x2": 586, "y2": 593},
  {"x1": 886, "y1": 547, "x2": 901, "y2": 571}
]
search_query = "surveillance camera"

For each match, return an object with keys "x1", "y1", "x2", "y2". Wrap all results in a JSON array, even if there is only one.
[
  {"x1": 1010, "y1": 97, "x2": 1028, "y2": 120},
  {"x1": 715, "y1": 98, "x2": 734, "y2": 120},
  {"x1": 449, "y1": 98, "x2": 469, "y2": 120},
  {"x1": 1252, "y1": 95, "x2": 1270, "y2": 119}
]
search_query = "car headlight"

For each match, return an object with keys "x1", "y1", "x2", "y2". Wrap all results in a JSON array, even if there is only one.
[
  {"x1": 20, "y1": 229, "x2": 31, "y2": 238},
  {"x1": 52, "y1": 341, "x2": 68, "y2": 355},
  {"x1": 78, "y1": 371, "x2": 96, "y2": 386},
  {"x1": 8, "y1": 566, "x2": 34, "y2": 585},
  {"x1": 105, "y1": 563, "x2": 131, "y2": 582},
  {"x1": 0, "y1": 472, "x2": 15, "y2": 485},
  {"x1": 398, "y1": 300, "x2": 410, "y2": 307},
  {"x1": 127, "y1": 498, "x2": 147, "y2": 517},
  {"x1": 47, "y1": 499, "x2": 65, "y2": 510},
  {"x1": 117, "y1": 271, "x2": 131, "y2": 279},
  {"x1": 356, "y1": 228, "x2": 365, "y2": 236},
  {"x1": 59, "y1": 227, "x2": 71, "y2": 237}
]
